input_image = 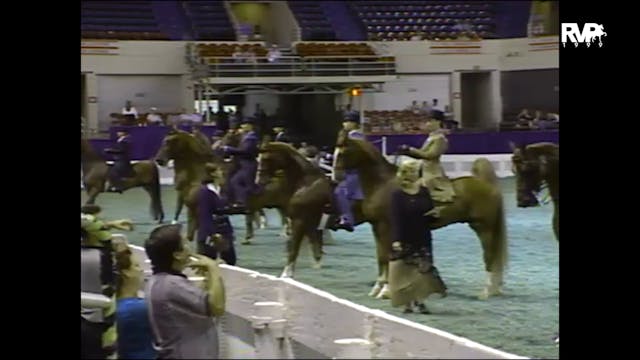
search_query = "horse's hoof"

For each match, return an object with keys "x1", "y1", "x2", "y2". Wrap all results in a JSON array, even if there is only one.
[
  {"x1": 312, "y1": 260, "x2": 322, "y2": 269},
  {"x1": 241, "y1": 239, "x2": 252, "y2": 245},
  {"x1": 478, "y1": 288, "x2": 502, "y2": 300},
  {"x1": 279, "y1": 231, "x2": 288, "y2": 238},
  {"x1": 368, "y1": 283, "x2": 382, "y2": 297},
  {"x1": 280, "y1": 266, "x2": 293, "y2": 278},
  {"x1": 376, "y1": 284, "x2": 390, "y2": 300},
  {"x1": 171, "y1": 220, "x2": 179, "y2": 225}
]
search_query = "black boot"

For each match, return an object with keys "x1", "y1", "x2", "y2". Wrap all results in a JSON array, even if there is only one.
[
  {"x1": 329, "y1": 218, "x2": 354, "y2": 232},
  {"x1": 415, "y1": 301, "x2": 431, "y2": 314},
  {"x1": 225, "y1": 204, "x2": 248, "y2": 215}
]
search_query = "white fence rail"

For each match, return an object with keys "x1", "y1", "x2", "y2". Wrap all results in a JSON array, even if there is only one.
[{"x1": 126, "y1": 244, "x2": 525, "y2": 359}]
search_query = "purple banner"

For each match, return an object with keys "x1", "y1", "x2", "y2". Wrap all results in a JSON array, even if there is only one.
[
  {"x1": 87, "y1": 127, "x2": 559, "y2": 161},
  {"x1": 367, "y1": 130, "x2": 559, "y2": 155}
]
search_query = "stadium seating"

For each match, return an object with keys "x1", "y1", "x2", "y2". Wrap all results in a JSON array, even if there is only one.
[
  {"x1": 350, "y1": 1, "x2": 496, "y2": 41},
  {"x1": 81, "y1": 1, "x2": 168, "y2": 40},
  {"x1": 363, "y1": 110, "x2": 431, "y2": 134},
  {"x1": 295, "y1": 42, "x2": 376, "y2": 57},
  {"x1": 183, "y1": 1, "x2": 236, "y2": 40},
  {"x1": 196, "y1": 43, "x2": 268, "y2": 63},
  {"x1": 288, "y1": 1, "x2": 337, "y2": 41}
]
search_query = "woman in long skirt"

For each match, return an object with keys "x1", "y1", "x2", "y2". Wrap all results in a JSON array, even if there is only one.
[{"x1": 388, "y1": 160, "x2": 447, "y2": 314}]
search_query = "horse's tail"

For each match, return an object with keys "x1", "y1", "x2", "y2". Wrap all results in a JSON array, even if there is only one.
[
  {"x1": 148, "y1": 162, "x2": 165, "y2": 222},
  {"x1": 471, "y1": 157, "x2": 499, "y2": 187}
]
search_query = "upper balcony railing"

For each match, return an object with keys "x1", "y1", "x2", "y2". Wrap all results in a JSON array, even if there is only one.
[{"x1": 187, "y1": 50, "x2": 396, "y2": 79}]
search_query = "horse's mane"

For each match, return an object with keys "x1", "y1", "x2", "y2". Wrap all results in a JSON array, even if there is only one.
[
  {"x1": 169, "y1": 130, "x2": 211, "y2": 158},
  {"x1": 525, "y1": 142, "x2": 559, "y2": 159},
  {"x1": 266, "y1": 142, "x2": 324, "y2": 176},
  {"x1": 81, "y1": 138, "x2": 103, "y2": 163},
  {"x1": 349, "y1": 138, "x2": 398, "y2": 178}
]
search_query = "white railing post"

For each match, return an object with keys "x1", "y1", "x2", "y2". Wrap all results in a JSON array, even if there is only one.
[{"x1": 251, "y1": 301, "x2": 291, "y2": 359}]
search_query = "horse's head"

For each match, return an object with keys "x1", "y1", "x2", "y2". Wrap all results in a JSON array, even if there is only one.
[
  {"x1": 155, "y1": 129, "x2": 197, "y2": 166},
  {"x1": 256, "y1": 142, "x2": 291, "y2": 187},
  {"x1": 81, "y1": 138, "x2": 100, "y2": 162},
  {"x1": 256, "y1": 142, "x2": 315, "y2": 187},
  {"x1": 333, "y1": 129, "x2": 381, "y2": 181},
  {"x1": 510, "y1": 142, "x2": 558, "y2": 207},
  {"x1": 220, "y1": 129, "x2": 242, "y2": 147}
]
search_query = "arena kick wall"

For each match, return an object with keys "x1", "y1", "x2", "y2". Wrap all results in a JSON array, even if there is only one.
[{"x1": 125, "y1": 244, "x2": 526, "y2": 359}]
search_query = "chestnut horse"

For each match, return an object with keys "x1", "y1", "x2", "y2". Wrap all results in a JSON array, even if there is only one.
[
  {"x1": 510, "y1": 142, "x2": 559, "y2": 241},
  {"x1": 334, "y1": 130, "x2": 508, "y2": 299}
]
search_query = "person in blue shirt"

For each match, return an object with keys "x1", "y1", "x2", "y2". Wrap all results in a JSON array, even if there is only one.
[
  {"x1": 332, "y1": 116, "x2": 365, "y2": 232},
  {"x1": 115, "y1": 245, "x2": 156, "y2": 360}
]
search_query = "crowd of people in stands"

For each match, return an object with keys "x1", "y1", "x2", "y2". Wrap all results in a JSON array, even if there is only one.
[
  {"x1": 507, "y1": 108, "x2": 559, "y2": 130},
  {"x1": 363, "y1": 99, "x2": 457, "y2": 135},
  {"x1": 113, "y1": 100, "x2": 286, "y2": 137}
]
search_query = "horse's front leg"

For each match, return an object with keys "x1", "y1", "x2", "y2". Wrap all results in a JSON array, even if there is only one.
[
  {"x1": 281, "y1": 219, "x2": 305, "y2": 278},
  {"x1": 279, "y1": 209, "x2": 291, "y2": 238},
  {"x1": 370, "y1": 221, "x2": 392, "y2": 299},
  {"x1": 186, "y1": 207, "x2": 197, "y2": 242},
  {"x1": 85, "y1": 186, "x2": 101, "y2": 205},
  {"x1": 259, "y1": 209, "x2": 268, "y2": 229},
  {"x1": 173, "y1": 193, "x2": 184, "y2": 224},
  {"x1": 243, "y1": 213, "x2": 254, "y2": 245}
]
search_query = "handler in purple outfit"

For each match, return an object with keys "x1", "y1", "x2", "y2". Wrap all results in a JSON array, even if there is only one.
[
  {"x1": 332, "y1": 116, "x2": 365, "y2": 232},
  {"x1": 196, "y1": 163, "x2": 237, "y2": 265},
  {"x1": 222, "y1": 118, "x2": 259, "y2": 213}
]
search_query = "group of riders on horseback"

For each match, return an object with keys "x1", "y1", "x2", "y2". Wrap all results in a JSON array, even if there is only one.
[{"x1": 104, "y1": 114, "x2": 458, "y2": 234}]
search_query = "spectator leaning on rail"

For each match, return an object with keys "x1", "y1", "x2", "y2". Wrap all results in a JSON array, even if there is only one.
[
  {"x1": 115, "y1": 244, "x2": 156, "y2": 359},
  {"x1": 81, "y1": 204, "x2": 134, "y2": 360},
  {"x1": 145, "y1": 224, "x2": 226, "y2": 359}
]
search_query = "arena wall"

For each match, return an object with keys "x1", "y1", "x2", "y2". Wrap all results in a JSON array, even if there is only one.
[{"x1": 127, "y1": 245, "x2": 526, "y2": 359}]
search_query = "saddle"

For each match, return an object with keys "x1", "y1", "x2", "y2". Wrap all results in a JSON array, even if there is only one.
[{"x1": 422, "y1": 177, "x2": 456, "y2": 204}]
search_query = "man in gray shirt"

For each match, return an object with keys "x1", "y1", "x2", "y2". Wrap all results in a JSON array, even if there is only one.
[{"x1": 145, "y1": 224, "x2": 226, "y2": 359}]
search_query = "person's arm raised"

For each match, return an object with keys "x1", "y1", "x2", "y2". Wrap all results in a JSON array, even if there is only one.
[{"x1": 189, "y1": 255, "x2": 226, "y2": 316}]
